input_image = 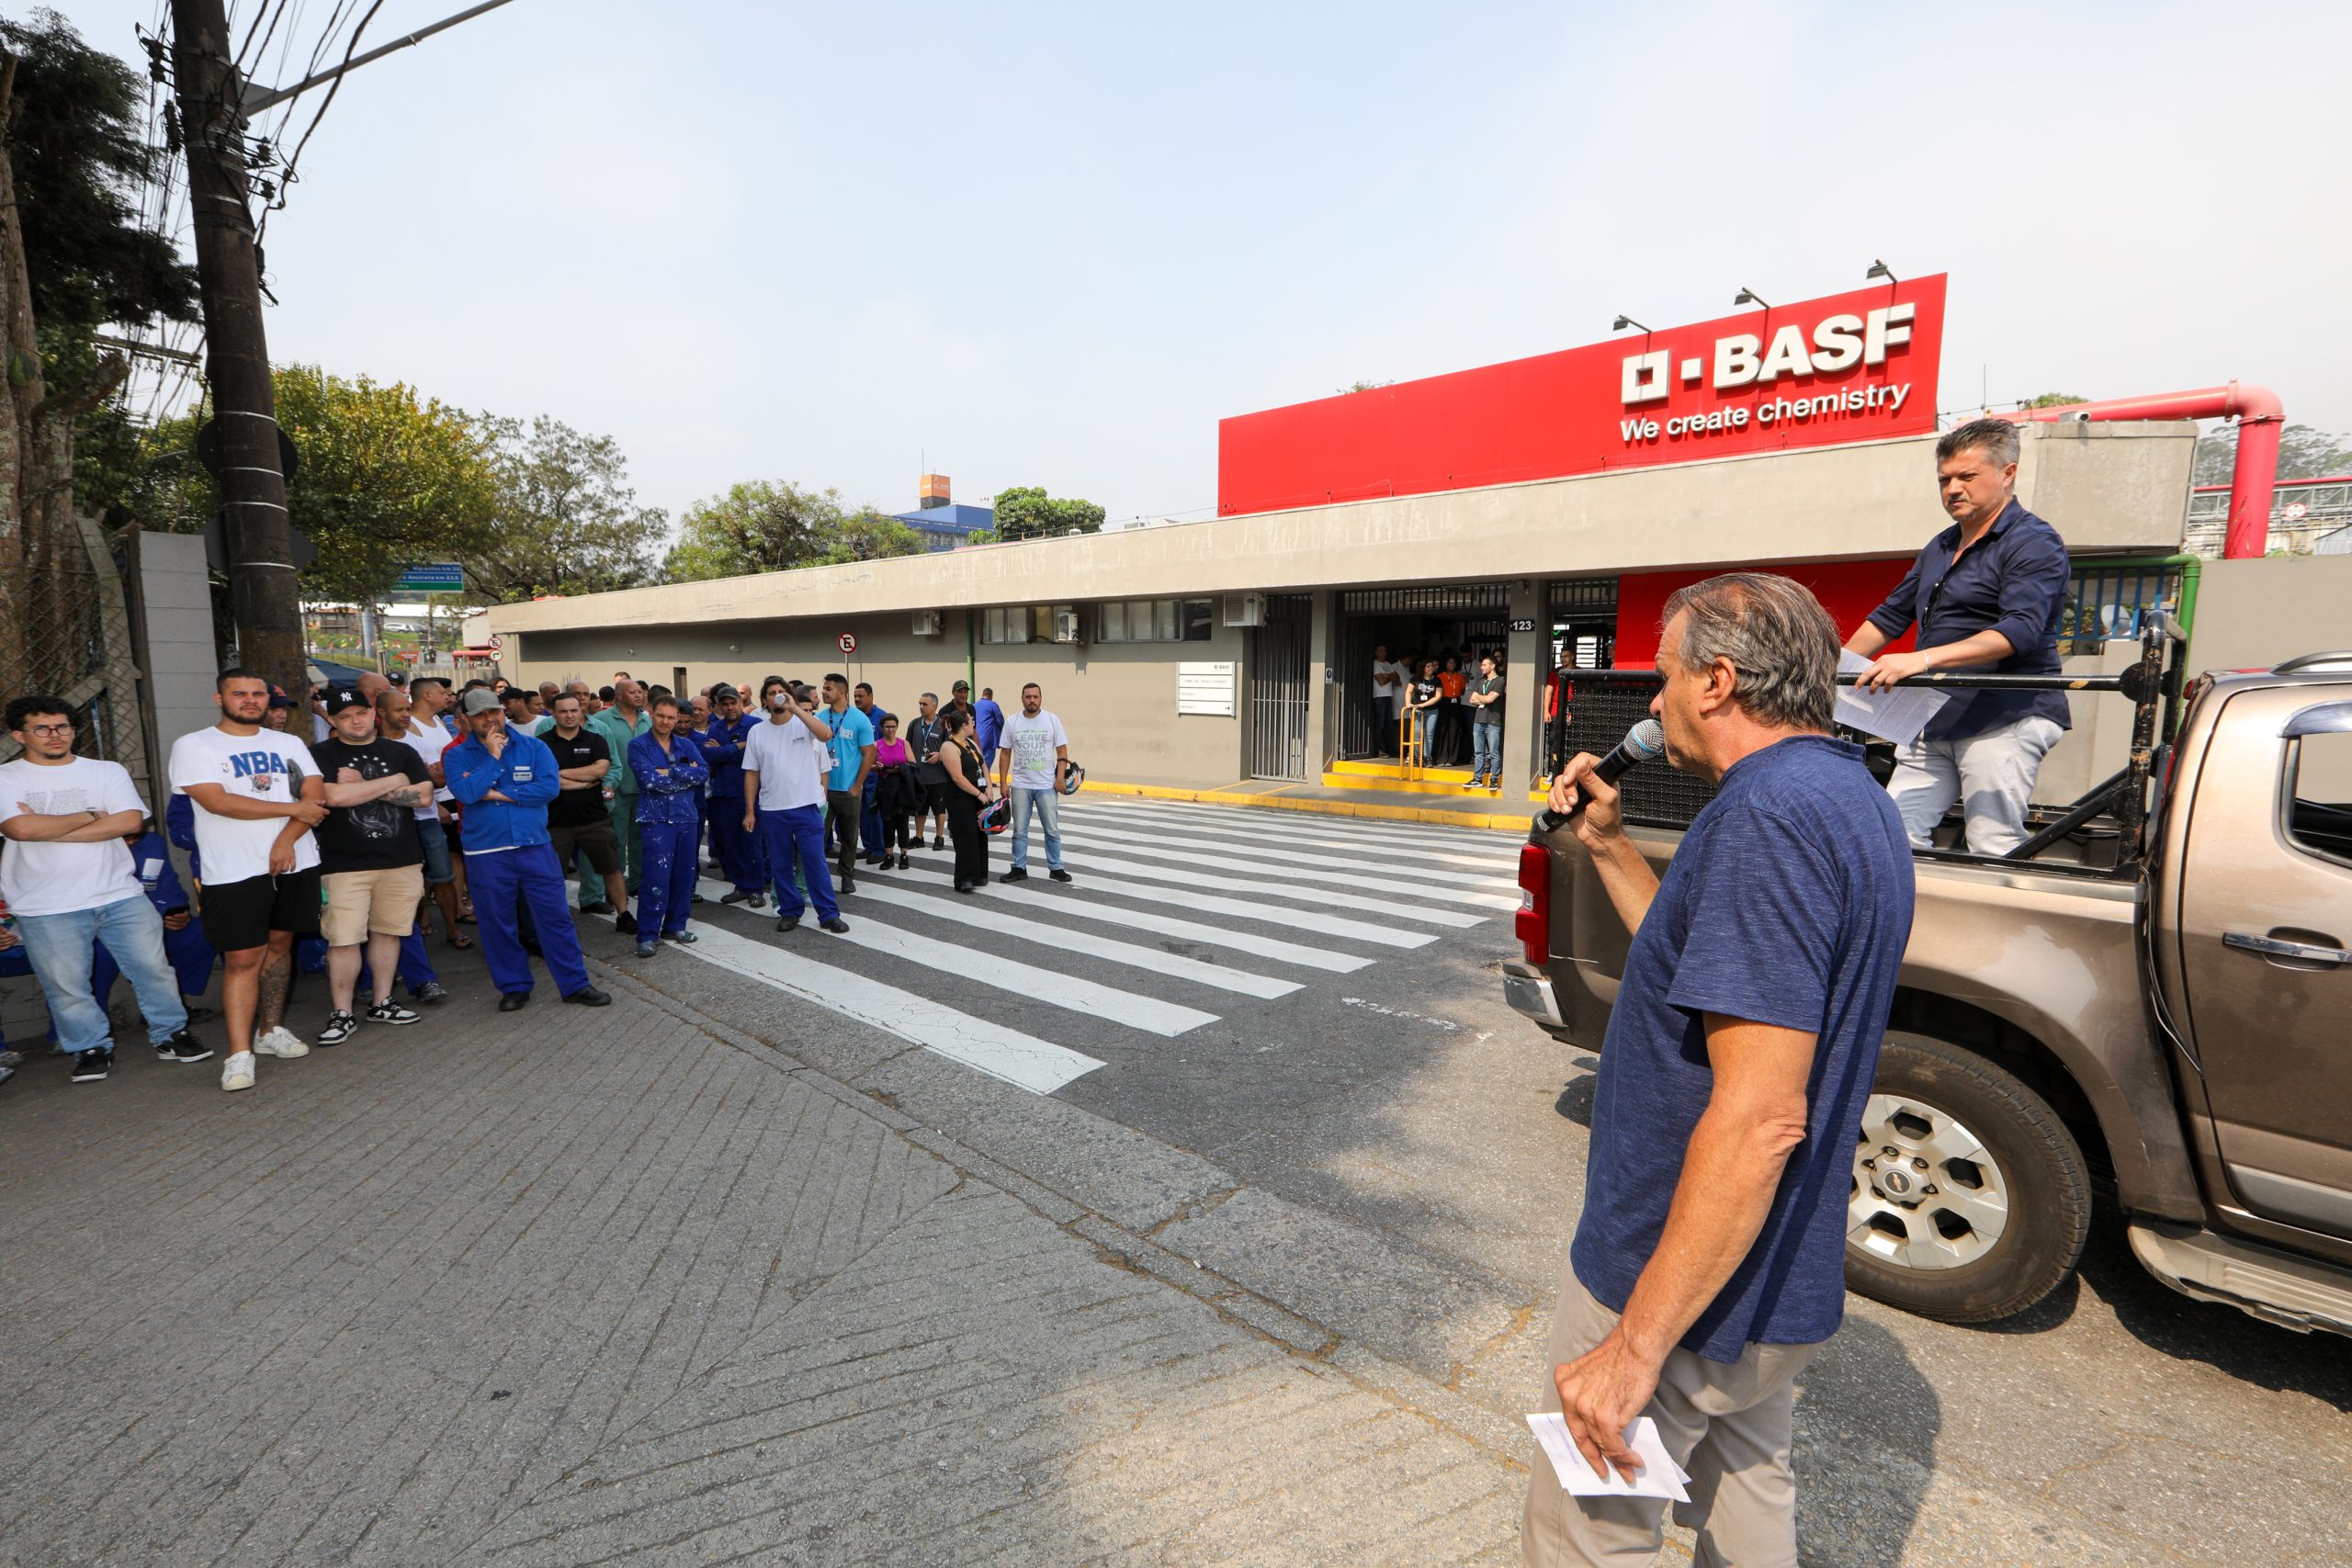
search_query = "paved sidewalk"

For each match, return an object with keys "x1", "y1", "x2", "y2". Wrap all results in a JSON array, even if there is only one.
[{"x1": 0, "y1": 948, "x2": 1523, "y2": 1567}]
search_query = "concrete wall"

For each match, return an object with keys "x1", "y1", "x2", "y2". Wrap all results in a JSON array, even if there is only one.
[
  {"x1": 2178, "y1": 557, "x2": 2352, "y2": 673},
  {"x1": 513, "y1": 607, "x2": 1252, "y2": 789},
  {"x1": 138, "y1": 531, "x2": 220, "y2": 804}
]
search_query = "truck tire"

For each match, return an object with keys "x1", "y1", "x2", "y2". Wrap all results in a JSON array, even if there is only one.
[{"x1": 1844, "y1": 1032, "x2": 2092, "y2": 1324}]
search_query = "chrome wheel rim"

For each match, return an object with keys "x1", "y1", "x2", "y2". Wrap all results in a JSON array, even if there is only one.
[{"x1": 1849, "y1": 1092, "x2": 2011, "y2": 1270}]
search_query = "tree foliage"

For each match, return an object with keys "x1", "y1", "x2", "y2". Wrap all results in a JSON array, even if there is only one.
[
  {"x1": 989, "y1": 485, "x2": 1104, "y2": 542},
  {"x1": 2192, "y1": 422, "x2": 2352, "y2": 487},
  {"x1": 2022, "y1": 391, "x2": 2089, "y2": 409},
  {"x1": 662, "y1": 480, "x2": 924, "y2": 581},
  {"x1": 463, "y1": 414, "x2": 666, "y2": 602}
]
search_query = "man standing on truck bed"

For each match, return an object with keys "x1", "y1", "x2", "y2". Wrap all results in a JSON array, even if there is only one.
[
  {"x1": 1846, "y1": 416, "x2": 2074, "y2": 854},
  {"x1": 1526, "y1": 574, "x2": 1913, "y2": 1567}
]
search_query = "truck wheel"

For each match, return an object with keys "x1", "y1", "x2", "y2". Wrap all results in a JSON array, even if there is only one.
[{"x1": 1844, "y1": 1032, "x2": 2092, "y2": 1324}]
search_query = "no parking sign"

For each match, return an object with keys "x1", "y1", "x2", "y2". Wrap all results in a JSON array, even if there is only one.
[{"x1": 838, "y1": 632, "x2": 857, "y2": 654}]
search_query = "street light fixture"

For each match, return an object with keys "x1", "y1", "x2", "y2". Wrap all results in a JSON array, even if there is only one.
[
  {"x1": 1865, "y1": 259, "x2": 1898, "y2": 284},
  {"x1": 1611, "y1": 314, "x2": 1651, "y2": 333},
  {"x1": 1733, "y1": 287, "x2": 1770, "y2": 310}
]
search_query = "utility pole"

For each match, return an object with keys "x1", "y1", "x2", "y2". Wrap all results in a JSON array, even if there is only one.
[{"x1": 168, "y1": 0, "x2": 304, "y2": 701}]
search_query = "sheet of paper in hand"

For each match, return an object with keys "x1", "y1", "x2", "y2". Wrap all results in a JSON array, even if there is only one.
[
  {"x1": 1525, "y1": 1413, "x2": 1691, "y2": 1502},
  {"x1": 1835, "y1": 649, "x2": 1950, "y2": 747}
]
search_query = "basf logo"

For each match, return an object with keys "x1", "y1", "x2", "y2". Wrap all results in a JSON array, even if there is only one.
[{"x1": 1217, "y1": 276, "x2": 1946, "y2": 517}]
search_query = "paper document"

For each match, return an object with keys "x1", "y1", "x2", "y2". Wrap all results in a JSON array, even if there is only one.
[
  {"x1": 1525, "y1": 1413, "x2": 1691, "y2": 1502},
  {"x1": 1835, "y1": 649, "x2": 1950, "y2": 747}
]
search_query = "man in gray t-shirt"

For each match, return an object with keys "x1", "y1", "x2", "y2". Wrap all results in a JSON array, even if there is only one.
[{"x1": 1466, "y1": 654, "x2": 1506, "y2": 791}]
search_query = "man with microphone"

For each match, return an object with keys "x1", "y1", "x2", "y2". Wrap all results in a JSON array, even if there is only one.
[{"x1": 1525, "y1": 573, "x2": 1913, "y2": 1568}]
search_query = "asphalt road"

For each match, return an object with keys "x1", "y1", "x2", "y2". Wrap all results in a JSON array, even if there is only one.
[{"x1": 641, "y1": 793, "x2": 2352, "y2": 1568}]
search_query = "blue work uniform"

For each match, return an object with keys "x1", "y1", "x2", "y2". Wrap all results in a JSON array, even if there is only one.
[
  {"x1": 698, "y1": 711, "x2": 765, "y2": 894},
  {"x1": 445, "y1": 723, "x2": 592, "y2": 998},
  {"x1": 628, "y1": 729, "x2": 709, "y2": 939},
  {"x1": 856, "y1": 705, "x2": 895, "y2": 860}
]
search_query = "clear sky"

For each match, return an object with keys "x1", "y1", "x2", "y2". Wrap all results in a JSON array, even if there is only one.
[{"x1": 71, "y1": 0, "x2": 2352, "y2": 530}]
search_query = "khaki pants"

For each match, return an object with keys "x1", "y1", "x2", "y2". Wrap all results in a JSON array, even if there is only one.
[{"x1": 1523, "y1": 1263, "x2": 1824, "y2": 1568}]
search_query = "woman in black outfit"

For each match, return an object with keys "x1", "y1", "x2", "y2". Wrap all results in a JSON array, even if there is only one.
[{"x1": 939, "y1": 707, "x2": 993, "y2": 893}]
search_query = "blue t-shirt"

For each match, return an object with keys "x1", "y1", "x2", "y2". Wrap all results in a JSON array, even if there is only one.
[
  {"x1": 823, "y1": 704, "x2": 875, "y2": 793},
  {"x1": 1571, "y1": 735, "x2": 1915, "y2": 1363}
]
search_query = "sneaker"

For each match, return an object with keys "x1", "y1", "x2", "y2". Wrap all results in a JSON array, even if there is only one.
[
  {"x1": 580, "y1": 899, "x2": 615, "y2": 916},
  {"x1": 635, "y1": 941, "x2": 658, "y2": 958},
  {"x1": 412, "y1": 982, "x2": 449, "y2": 1005},
  {"x1": 1049, "y1": 869, "x2": 1073, "y2": 884},
  {"x1": 614, "y1": 910, "x2": 639, "y2": 936},
  {"x1": 561, "y1": 986, "x2": 611, "y2": 1007},
  {"x1": 895, "y1": 853, "x2": 910, "y2": 870},
  {"x1": 255, "y1": 1026, "x2": 310, "y2": 1059},
  {"x1": 0, "y1": 1049, "x2": 22, "y2": 1070},
  {"x1": 220, "y1": 1050, "x2": 255, "y2": 1092},
  {"x1": 775, "y1": 915, "x2": 800, "y2": 933},
  {"x1": 931, "y1": 837, "x2": 945, "y2": 851},
  {"x1": 1000, "y1": 867, "x2": 1028, "y2": 884},
  {"x1": 837, "y1": 876, "x2": 857, "y2": 895},
  {"x1": 157, "y1": 1029, "x2": 213, "y2": 1064},
  {"x1": 498, "y1": 991, "x2": 531, "y2": 1011},
  {"x1": 746, "y1": 893, "x2": 766, "y2": 909},
  {"x1": 819, "y1": 917, "x2": 849, "y2": 934},
  {"x1": 719, "y1": 889, "x2": 752, "y2": 906},
  {"x1": 663, "y1": 930, "x2": 698, "y2": 945},
  {"x1": 71, "y1": 1047, "x2": 113, "y2": 1083},
  {"x1": 366, "y1": 999, "x2": 422, "y2": 1026},
  {"x1": 317, "y1": 1011, "x2": 359, "y2": 1048}
]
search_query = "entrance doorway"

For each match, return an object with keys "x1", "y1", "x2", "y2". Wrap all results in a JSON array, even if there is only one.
[
  {"x1": 1247, "y1": 594, "x2": 1312, "y2": 781},
  {"x1": 1543, "y1": 578, "x2": 1619, "y2": 778},
  {"x1": 1337, "y1": 584, "x2": 1510, "y2": 762}
]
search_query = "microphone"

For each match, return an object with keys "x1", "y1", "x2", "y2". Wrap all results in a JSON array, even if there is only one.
[{"x1": 1532, "y1": 718, "x2": 1666, "y2": 834}]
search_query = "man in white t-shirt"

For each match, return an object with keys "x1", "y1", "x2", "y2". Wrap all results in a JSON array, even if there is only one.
[
  {"x1": 741, "y1": 678, "x2": 846, "y2": 934},
  {"x1": 0, "y1": 694, "x2": 214, "y2": 1081},
  {"x1": 169, "y1": 668, "x2": 329, "y2": 1093},
  {"x1": 1372, "y1": 642, "x2": 1402, "y2": 743},
  {"x1": 993, "y1": 682, "x2": 1071, "y2": 885}
]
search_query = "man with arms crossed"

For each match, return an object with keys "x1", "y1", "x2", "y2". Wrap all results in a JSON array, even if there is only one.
[
  {"x1": 995, "y1": 682, "x2": 1071, "y2": 886},
  {"x1": 1, "y1": 695, "x2": 212, "y2": 1080},
  {"x1": 544, "y1": 694, "x2": 633, "y2": 933},
  {"x1": 741, "y1": 679, "x2": 849, "y2": 935},
  {"x1": 171, "y1": 669, "x2": 328, "y2": 1092},
  {"x1": 308, "y1": 689, "x2": 433, "y2": 1045},
  {"x1": 1846, "y1": 417, "x2": 2073, "y2": 854},
  {"x1": 584, "y1": 676, "x2": 650, "y2": 907},
  {"x1": 1527, "y1": 575, "x2": 1913, "y2": 1566}
]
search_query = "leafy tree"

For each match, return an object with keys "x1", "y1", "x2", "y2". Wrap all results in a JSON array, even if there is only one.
[
  {"x1": 1335, "y1": 379, "x2": 1392, "y2": 395},
  {"x1": 464, "y1": 414, "x2": 665, "y2": 601},
  {"x1": 2192, "y1": 422, "x2": 2352, "y2": 487},
  {"x1": 663, "y1": 482, "x2": 926, "y2": 580},
  {"x1": 989, "y1": 485, "x2": 1105, "y2": 542},
  {"x1": 2023, "y1": 391, "x2": 2089, "y2": 409}
]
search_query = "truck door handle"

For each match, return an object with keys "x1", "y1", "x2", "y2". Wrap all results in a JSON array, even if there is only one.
[{"x1": 2223, "y1": 930, "x2": 2352, "y2": 967}]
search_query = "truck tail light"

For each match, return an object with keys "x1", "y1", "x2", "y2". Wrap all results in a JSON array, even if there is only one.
[{"x1": 1515, "y1": 843, "x2": 1550, "y2": 966}]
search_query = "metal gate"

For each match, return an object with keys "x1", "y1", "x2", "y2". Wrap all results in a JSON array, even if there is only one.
[
  {"x1": 1248, "y1": 594, "x2": 1312, "y2": 780},
  {"x1": 1336, "y1": 583, "x2": 1510, "y2": 761}
]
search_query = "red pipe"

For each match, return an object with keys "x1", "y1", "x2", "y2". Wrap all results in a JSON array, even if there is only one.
[{"x1": 1997, "y1": 381, "x2": 2284, "y2": 558}]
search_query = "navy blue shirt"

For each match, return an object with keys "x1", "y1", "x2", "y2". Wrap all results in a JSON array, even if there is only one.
[
  {"x1": 1865, "y1": 499, "x2": 2072, "y2": 739},
  {"x1": 1571, "y1": 735, "x2": 1915, "y2": 1363}
]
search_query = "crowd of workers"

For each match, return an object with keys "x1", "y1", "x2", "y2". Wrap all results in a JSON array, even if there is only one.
[{"x1": 0, "y1": 663, "x2": 1076, "y2": 1094}]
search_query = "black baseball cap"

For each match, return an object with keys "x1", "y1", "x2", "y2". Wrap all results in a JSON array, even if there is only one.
[{"x1": 323, "y1": 688, "x2": 371, "y2": 716}]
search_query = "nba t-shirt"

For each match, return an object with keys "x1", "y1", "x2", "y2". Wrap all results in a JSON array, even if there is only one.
[{"x1": 168, "y1": 725, "x2": 322, "y2": 885}]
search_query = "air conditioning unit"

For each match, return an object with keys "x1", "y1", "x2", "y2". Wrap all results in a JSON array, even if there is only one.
[
  {"x1": 911, "y1": 609, "x2": 942, "y2": 637},
  {"x1": 1223, "y1": 592, "x2": 1265, "y2": 628},
  {"x1": 1053, "y1": 609, "x2": 1086, "y2": 645}
]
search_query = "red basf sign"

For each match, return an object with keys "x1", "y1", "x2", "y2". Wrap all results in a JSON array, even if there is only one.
[{"x1": 1217, "y1": 275, "x2": 1946, "y2": 517}]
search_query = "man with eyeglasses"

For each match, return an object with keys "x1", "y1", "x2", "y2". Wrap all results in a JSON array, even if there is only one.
[
  {"x1": 1846, "y1": 418, "x2": 2073, "y2": 855},
  {"x1": 0, "y1": 696, "x2": 214, "y2": 1082}
]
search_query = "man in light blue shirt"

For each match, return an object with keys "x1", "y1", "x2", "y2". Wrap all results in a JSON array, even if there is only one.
[{"x1": 819, "y1": 672, "x2": 875, "y2": 896}]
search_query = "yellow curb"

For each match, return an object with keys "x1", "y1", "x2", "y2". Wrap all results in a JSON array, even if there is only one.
[{"x1": 1080, "y1": 778, "x2": 1534, "y2": 835}]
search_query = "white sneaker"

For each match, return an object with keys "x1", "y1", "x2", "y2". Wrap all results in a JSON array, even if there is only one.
[
  {"x1": 220, "y1": 1050, "x2": 255, "y2": 1092},
  {"x1": 254, "y1": 1026, "x2": 309, "y2": 1059}
]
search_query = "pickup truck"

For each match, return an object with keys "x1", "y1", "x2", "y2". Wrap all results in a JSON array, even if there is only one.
[{"x1": 1503, "y1": 642, "x2": 2352, "y2": 1337}]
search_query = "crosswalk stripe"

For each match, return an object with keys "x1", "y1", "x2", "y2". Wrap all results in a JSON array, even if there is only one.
[
  {"x1": 1053, "y1": 830, "x2": 1518, "y2": 912},
  {"x1": 1085, "y1": 795, "x2": 1527, "y2": 852},
  {"x1": 578, "y1": 904, "x2": 1102, "y2": 1095},
  {"x1": 876, "y1": 863, "x2": 1372, "y2": 973},
  {"x1": 845, "y1": 881, "x2": 1301, "y2": 999},
  {"x1": 897, "y1": 848, "x2": 1440, "y2": 948},
  {"x1": 694, "y1": 878, "x2": 1216, "y2": 1038},
  {"x1": 1057, "y1": 818, "x2": 1519, "y2": 891},
  {"x1": 1016, "y1": 848, "x2": 1486, "y2": 927},
  {"x1": 1074, "y1": 800, "x2": 1522, "y2": 872}
]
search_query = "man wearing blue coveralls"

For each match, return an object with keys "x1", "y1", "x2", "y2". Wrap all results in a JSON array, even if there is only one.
[
  {"x1": 627, "y1": 694, "x2": 709, "y2": 958},
  {"x1": 443, "y1": 686, "x2": 610, "y2": 1012},
  {"x1": 698, "y1": 682, "x2": 766, "y2": 906}
]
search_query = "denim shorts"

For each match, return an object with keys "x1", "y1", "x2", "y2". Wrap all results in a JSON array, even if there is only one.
[{"x1": 416, "y1": 816, "x2": 455, "y2": 885}]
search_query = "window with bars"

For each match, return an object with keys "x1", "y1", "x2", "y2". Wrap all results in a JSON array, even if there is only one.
[
  {"x1": 981, "y1": 605, "x2": 1070, "y2": 644},
  {"x1": 1098, "y1": 598, "x2": 1213, "y2": 643}
]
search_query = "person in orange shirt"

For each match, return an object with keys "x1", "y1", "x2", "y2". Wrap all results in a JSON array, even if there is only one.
[{"x1": 1436, "y1": 655, "x2": 1470, "y2": 768}]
